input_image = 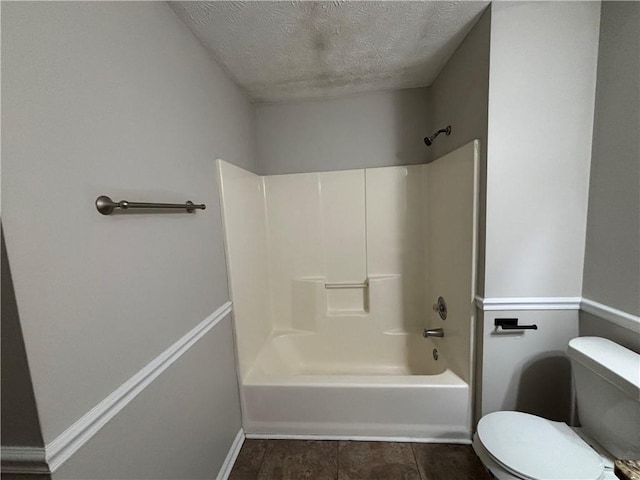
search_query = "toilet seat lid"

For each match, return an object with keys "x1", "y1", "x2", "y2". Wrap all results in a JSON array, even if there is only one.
[{"x1": 477, "y1": 411, "x2": 604, "y2": 480}]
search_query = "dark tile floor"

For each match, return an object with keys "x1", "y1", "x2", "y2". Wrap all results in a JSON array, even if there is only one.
[{"x1": 229, "y1": 439, "x2": 491, "y2": 480}]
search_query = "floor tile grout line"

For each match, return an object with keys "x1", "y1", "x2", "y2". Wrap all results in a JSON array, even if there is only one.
[
  {"x1": 410, "y1": 443, "x2": 425, "y2": 480},
  {"x1": 241, "y1": 438, "x2": 487, "y2": 480},
  {"x1": 254, "y1": 439, "x2": 270, "y2": 479}
]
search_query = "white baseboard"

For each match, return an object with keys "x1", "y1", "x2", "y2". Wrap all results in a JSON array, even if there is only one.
[
  {"x1": 44, "y1": 302, "x2": 233, "y2": 472},
  {"x1": 581, "y1": 298, "x2": 640, "y2": 333},
  {"x1": 217, "y1": 429, "x2": 245, "y2": 480},
  {"x1": 244, "y1": 433, "x2": 471, "y2": 445},
  {"x1": 1, "y1": 446, "x2": 49, "y2": 474},
  {"x1": 475, "y1": 296, "x2": 582, "y2": 311}
]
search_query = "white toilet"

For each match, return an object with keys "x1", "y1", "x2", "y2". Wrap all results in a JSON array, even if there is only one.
[{"x1": 473, "y1": 337, "x2": 640, "y2": 480}]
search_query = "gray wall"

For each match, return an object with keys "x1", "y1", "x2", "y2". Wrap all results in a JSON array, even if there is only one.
[
  {"x1": 475, "y1": 1, "x2": 601, "y2": 423},
  {"x1": 484, "y1": 1, "x2": 600, "y2": 298},
  {"x1": 2, "y1": 1, "x2": 253, "y2": 477},
  {"x1": 255, "y1": 88, "x2": 429, "y2": 174},
  {"x1": 580, "y1": 311, "x2": 640, "y2": 354},
  {"x1": 477, "y1": 310, "x2": 578, "y2": 422},
  {"x1": 1, "y1": 229, "x2": 45, "y2": 450},
  {"x1": 582, "y1": 1, "x2": 640, "y2": 317},
  {"x1": 426, "y1": 6, "x2": 490, "y2": 297},
  {"x1": 53, "y1": 318, "x2": 240, "y2": 480},
  {"x1": 580, "y1": 1, "x2": 640, "y2": 352}
]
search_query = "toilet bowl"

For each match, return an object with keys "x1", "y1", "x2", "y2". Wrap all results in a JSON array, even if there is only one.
[
  {"x1": 473, "y1": 411, "x2": 615, "y2": 480},
  {"x1": 473, "y1": 337, "x2": 640, "y2": 480}
]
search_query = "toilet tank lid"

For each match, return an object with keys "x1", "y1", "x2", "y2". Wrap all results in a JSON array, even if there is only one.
[{"x1": 567, "y1": 337, "x2": 640, "y2": 399}]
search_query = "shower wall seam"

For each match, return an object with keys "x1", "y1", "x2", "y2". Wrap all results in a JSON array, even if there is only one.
[
  {"x1": 363, "y1": 169, "x2": 370, "y2": 280},
  {"x1": 260, "y1": 176, "x2": 277, "y2": 335}
]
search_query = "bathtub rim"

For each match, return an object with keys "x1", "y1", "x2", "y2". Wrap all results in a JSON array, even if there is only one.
[
  {"x1": 246, "y1": 328, "x2": 451, "y2": 380},
  {"x1": 244, "y1": 366, "x2": 468, "y2": 387}
]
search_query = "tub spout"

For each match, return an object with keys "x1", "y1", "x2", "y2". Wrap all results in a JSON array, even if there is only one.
[{"x1": 423, "y1": 328, "x2": 444, "y2": 338}]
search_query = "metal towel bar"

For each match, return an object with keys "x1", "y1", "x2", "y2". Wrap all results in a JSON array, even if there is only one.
[{"x1": 95, "y1": 195, "x2": 205, "y2": 215}]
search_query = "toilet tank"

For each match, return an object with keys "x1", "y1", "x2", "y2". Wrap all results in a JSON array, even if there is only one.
[{"x1": 567, "y1": 337, "x2": 640, "y2": 459}]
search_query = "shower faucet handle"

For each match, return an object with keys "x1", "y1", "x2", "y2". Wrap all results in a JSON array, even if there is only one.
[{"x1": 432, "y1": 296, "x2": 447, "y2": 320}]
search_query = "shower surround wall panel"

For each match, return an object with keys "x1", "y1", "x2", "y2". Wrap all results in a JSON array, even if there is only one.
[
  {"x1": 425, "y1": 141, "x2": 479, "y2": 384},
  {"x1": 365, "y1": 165, "x2": 427, "y2": 334},
  {"x1": 319, "y1": 171, "x2": 367, "y2": 285},
  {"x1": 263, "y1": 170, "x2": 369, "y2": 326},
  {"x1": 217, "y1": 141, "x2": 479, "y2": 440},
  {"x1": 217, "y1": 161, "x2": 272, "y2": 378},
  {"x1": 262, "y1": 173, "x2": 324, "y2": 333}
]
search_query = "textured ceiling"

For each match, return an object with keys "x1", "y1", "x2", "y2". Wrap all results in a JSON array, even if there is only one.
[{"x1": 170, "y1": 1, "x2": 489, "y2": 103}]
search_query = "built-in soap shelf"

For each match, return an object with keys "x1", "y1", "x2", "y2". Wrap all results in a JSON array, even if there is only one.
[{"x1": 325, "y1": 278, "x2": 369, "y2": 315}]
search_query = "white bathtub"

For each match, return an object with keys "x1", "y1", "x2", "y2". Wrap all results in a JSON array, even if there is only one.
[
  {"x1": 242, "y1": 330, "x2": 472, "y2": 442},
  {"x1": 219, "y1": 146, "x2": 479, "y2": 443}
]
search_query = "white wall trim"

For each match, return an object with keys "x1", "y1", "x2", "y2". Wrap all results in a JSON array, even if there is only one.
[
  {"x1": 475, "y1": 296, "x2": 582, "y2": 311},
  {"x1": 1, "y1": 446, "x2": 49, "y2": 474},
  {"x1": 475, "y1": 296, "x2": 640, "y2": 332},
  {"x1": 44, "y1": 301, "x2": 233, "y2": 472},
  {"x1": 581, "y1": 298, "x2": 640, "y2": 333},
  {"x1": 244, "y1": 433, "x2": 471, "y2": 445},
  {"x1": 216, "y1": 429, "x2": 245, "y2": 480}
]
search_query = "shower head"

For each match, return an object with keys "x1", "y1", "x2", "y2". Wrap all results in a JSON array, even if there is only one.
[{"x1": 424, "y1": 126, "x2": 452, "y2": 147}]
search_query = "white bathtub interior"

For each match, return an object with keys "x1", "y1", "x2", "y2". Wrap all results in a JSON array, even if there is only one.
[{"x1": 217, "y1": 140, "x2": 480, "y2": 440}]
